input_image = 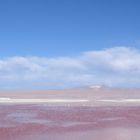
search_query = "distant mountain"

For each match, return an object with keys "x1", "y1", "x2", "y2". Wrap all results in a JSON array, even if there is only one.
[{"x1": 74, "y1": 85, "x2": 108, "y2": 90}]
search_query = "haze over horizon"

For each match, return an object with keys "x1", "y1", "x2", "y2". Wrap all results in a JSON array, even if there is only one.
[{"x1": 0, "y1": 0, "x2": 140, "y2": 89}]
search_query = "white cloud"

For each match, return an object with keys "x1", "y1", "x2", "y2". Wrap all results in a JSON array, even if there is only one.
[{"x1": 0, "y1": 47, "x2": 140, "y2": 89}]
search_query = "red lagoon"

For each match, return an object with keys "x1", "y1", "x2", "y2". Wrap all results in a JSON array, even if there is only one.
[
  {"x1": 0, "y1": 105, "x2": 140, "y2": 140},
  {"x1": 1, "y1": 88, "x2": 140, "y2": 140}
]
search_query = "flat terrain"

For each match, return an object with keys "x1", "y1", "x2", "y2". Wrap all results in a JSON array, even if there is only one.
[{"x1": 0, "y1": 88, "x2": 140, "y2": 140}]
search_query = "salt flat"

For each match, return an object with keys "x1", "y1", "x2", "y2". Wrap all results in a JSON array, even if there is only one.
[
  {"x1": 0, "y1": 88, "x2": 140, "y2": 106},
  {"x1": 0, "y1": 98, "x2": 89, "y2": 103}
]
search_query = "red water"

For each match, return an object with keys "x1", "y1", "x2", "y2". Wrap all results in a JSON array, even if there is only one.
[{"x1": 0, "y1": 104, "x2": 140, "y2": 140}]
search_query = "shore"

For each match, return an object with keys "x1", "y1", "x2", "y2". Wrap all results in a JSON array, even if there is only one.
[{"x1": 0, "y1": 88, "x2": 140, "y2": 106}]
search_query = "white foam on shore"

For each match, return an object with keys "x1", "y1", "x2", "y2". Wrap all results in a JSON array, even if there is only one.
[
  {"x1": 0, "y1": 98, "x2": 89, "y2": 103},
  {"x1": 99, "y1": 99, "x2": 140, "y2": 103}
]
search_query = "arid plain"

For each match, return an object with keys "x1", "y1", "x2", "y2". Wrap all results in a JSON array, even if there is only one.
[{"x1": 1, "y1": 88, "x2": 140, "y2": 140}]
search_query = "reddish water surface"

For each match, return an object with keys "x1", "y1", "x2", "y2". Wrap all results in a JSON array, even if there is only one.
[{"x1": 0, "y1": 104, "x2": 140, "y2": 140}]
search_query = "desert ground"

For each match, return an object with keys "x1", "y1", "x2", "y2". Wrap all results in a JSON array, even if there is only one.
[{"x1": 0, "y1": 88, "x2": 140, "y2": 140}]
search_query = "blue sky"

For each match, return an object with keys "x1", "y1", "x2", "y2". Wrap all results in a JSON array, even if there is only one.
[
  {"x1": 0, "y1": 0, "x2": 140, "y2": 89},
  {"x1": 0, "y1": 0, "x2": 140, "y2": 57}
]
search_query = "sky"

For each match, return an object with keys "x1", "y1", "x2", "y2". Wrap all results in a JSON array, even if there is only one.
[{"x1": 0, "y1": 0, "x2": 140, "y2": 89}]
